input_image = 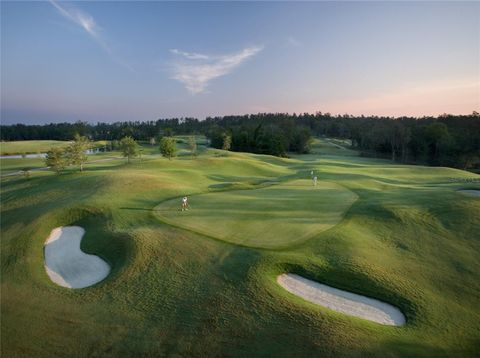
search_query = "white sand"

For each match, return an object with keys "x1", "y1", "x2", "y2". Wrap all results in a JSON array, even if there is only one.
[
  {"x1": 44, "y1": 226, "x2": 110, "y2": 288},
  {"x1": 458, "y1": 190, "x2": 480, "y2": 198},
  {"x1": 277, "y1": 273, "x2": 405, "y2": 326}
]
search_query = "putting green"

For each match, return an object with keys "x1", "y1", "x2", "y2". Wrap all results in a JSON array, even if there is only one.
[{"x1": 154, "y1": 180, "x2": 357, "y2": 249}]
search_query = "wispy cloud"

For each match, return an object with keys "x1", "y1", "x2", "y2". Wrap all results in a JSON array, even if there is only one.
[
  {"x1": 50, "y1": 0, "x2": 133, "y2": 72},
  {"x1": 170, "y1": 46, "x2": 263, "y2": 94},
  {"x1": 170, "y1": 49, "x2": 210, "y2": 60},
  {"x1": 286, "y1": 36, "x2": 302, "y2": 47}
]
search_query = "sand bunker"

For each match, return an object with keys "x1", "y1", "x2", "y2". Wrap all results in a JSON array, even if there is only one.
[
  {"x1": 44, "y1": 226, "x2": 110, "y2": 288},
  {"x1": 277, "y1": 273, "x2": 405, "y2": 326},
  {"x1": 458, "y1": 190, "x2": 480, "y2": 198}
]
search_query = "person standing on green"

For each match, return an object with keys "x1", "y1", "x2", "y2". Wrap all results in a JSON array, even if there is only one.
[{"x1": 181, "y1": 196, "x2": 189, "y2": 211}]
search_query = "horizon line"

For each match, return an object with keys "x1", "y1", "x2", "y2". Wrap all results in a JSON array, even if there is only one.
[{"x1": 1, "y1": 110, "x2": 479, "y2": 126}]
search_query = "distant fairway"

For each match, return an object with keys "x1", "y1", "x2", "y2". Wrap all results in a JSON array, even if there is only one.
[
  {"x1": 154, "y1": 180, "x2": 357, "y2": 249},
  {"x1": 0, "y1": 140, "x2": 70, "y2": 155},
  {"x1": 0, "y1": 140, "x2": 109, "y2": 155}
]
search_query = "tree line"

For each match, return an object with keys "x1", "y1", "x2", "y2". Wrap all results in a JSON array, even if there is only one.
[{"x1": 2, "y1": 112, "x2": 479, "y2": 170}]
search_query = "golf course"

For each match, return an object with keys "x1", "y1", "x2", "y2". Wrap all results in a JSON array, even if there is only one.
[{"x1": 1, "y1": 137, "x2": 479, "y2": 356}]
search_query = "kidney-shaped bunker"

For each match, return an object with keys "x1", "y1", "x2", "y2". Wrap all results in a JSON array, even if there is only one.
[{"x1": 44, "y1": 226, "x2": 110, "y2": 289}]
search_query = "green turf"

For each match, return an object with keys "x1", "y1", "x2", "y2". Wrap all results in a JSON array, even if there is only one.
[
  {"x1": 0, "y1": 151, "x2": 125, "y2": 175},
  {"x1": 0, "y1": 157, "x2": 46, "y2": 173},
  {"x1": 0, "y1": 140, "x2": 109, "y2": 155},
  {"x1": 1, "y1": 137, "x2": 480, "y2": 357},
  {"x1": 0, "y1": 140, "x2": 69, "y2": 155},
  {"x1": 154, "y1": 180, "x2": 357, "y2": 249}
]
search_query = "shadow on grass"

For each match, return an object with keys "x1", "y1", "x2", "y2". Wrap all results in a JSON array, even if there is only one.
[
  {"x1": 76, "y1": 210, "x2": 133, "y2": 284},
  {"x1": 361, "y1": 339, "x2": 472, "y2": 356},
  {"x1": 120, "y1": 207, "x2": 152, "y2": 211}
]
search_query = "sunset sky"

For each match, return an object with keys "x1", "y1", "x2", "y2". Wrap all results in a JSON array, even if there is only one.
[{"x1": 1, "y1": 1, "x2": 479, "y2": 124}]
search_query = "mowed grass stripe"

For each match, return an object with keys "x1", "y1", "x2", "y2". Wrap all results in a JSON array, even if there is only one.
[{"x1": 154, "y1": 180, "x2": 358, "y2": 249}]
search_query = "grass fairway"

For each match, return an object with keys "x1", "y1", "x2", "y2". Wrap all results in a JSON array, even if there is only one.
[
  {"x1": 0, "y1": 140, "x2": 71, "y2": 155},
  {"x1": 0, "y1": 140, "x2": 109, "y2": 155},
  {"x1": 155, "y1": 180, "x2": 357, "y2": 249},
  {"x1": 1, "y1": 138, "x2": 480, "y2": 356}
]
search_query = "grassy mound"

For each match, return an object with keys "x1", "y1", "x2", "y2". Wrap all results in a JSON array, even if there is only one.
[{"x1": 1, "y1": 138, "x2": 480, "y2": 356}]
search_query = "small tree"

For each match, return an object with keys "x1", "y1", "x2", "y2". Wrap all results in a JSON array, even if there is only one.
[
  {"x1": 222, "y1": 133, "x2": 232, "y2": 151},
  {"x1": 160, "y1": 137, "x2": 177, "y2": 160},
  {"x1": 45, "y1": 147, "x2": 66, "y2": 174},
  {"x1": 119, "y1": 136, "x2": 139, "y2": 163},
  {"x1": 66, "y1": 134, "x2": 90, "y2": 172},
  {"x1": 149, "y1": 137, "x2": 156, "y2": 146},
  {"x1": 188, "y1": 136, "x2": 197, "y2": 157}
]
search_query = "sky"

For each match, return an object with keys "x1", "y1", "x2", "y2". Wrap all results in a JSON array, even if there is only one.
[{"x1": 1, "y1": 1, "x2": 479, "y2": 124}]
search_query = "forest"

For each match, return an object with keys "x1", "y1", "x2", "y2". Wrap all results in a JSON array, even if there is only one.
[{"x1": 1, "y1": 112, "x2": 479, "y2": 170}]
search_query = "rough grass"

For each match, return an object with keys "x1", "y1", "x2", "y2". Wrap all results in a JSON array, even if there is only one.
[{"x1": 1, "y1": 137, "x2": 480, "y2": 357}]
